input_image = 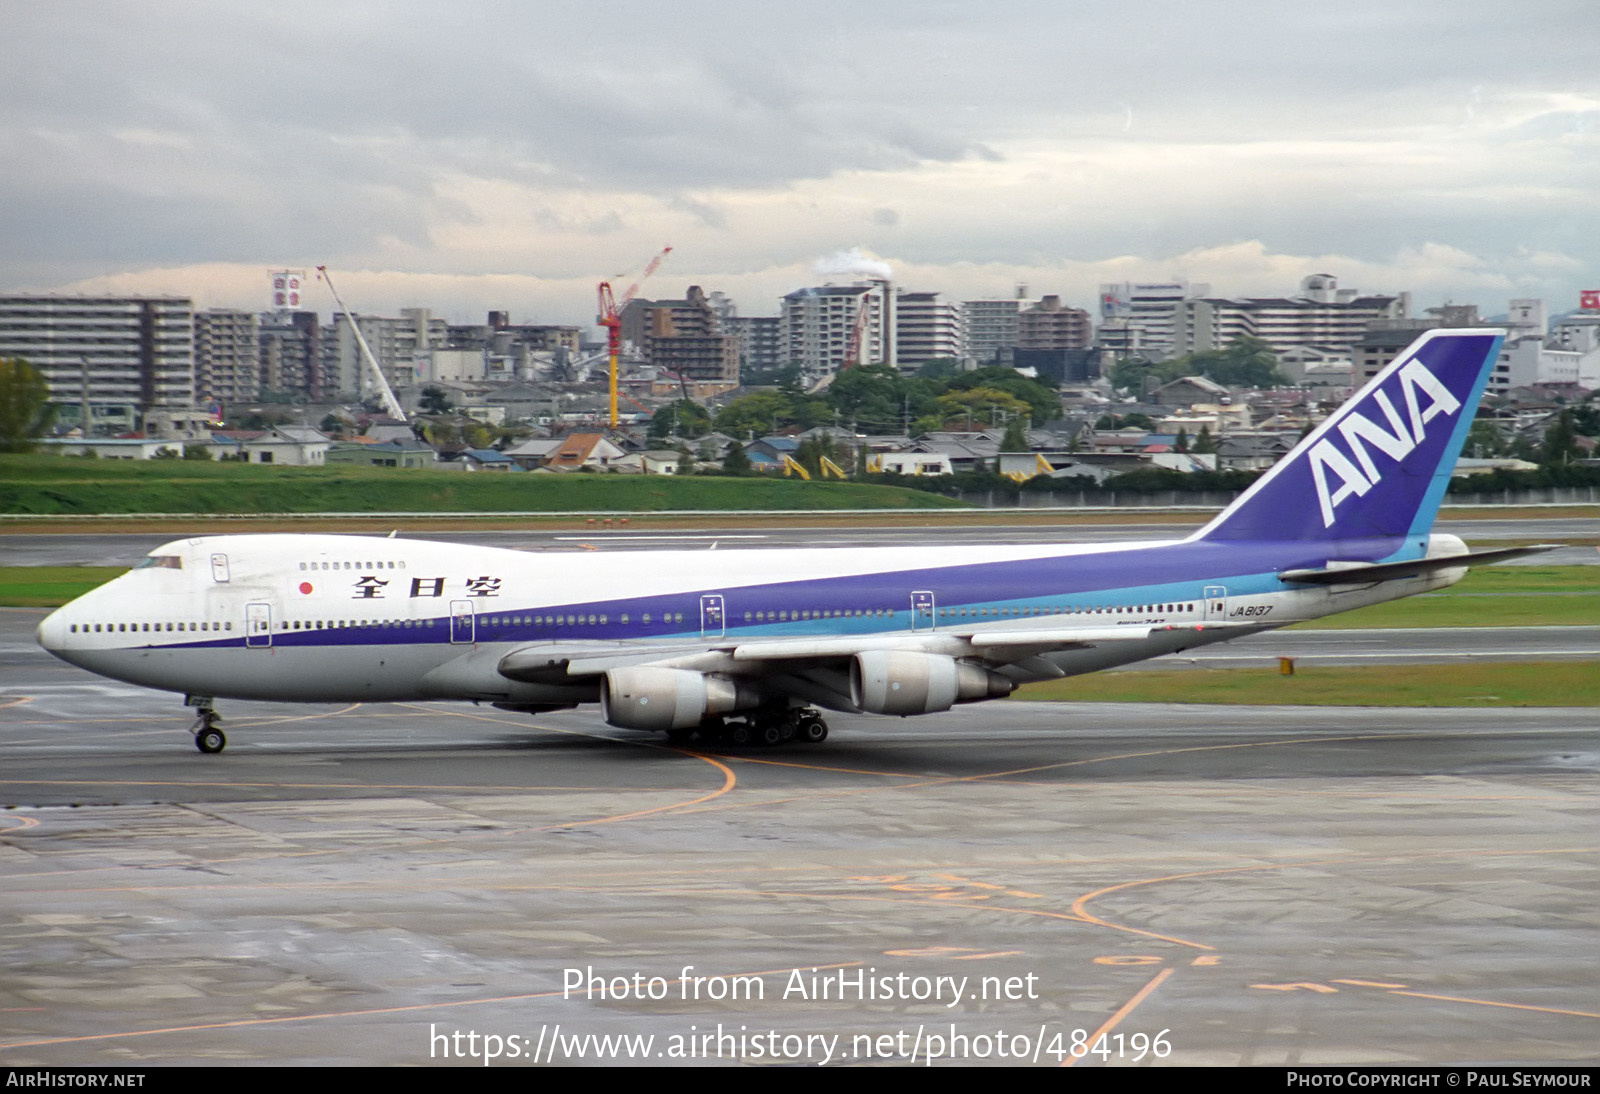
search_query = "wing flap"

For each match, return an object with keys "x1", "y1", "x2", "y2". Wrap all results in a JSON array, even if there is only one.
[{"x1": 498, "y1": 641, "x2": 719, "y2": 682}]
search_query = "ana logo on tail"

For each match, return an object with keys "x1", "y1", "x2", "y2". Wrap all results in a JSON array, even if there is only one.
[{"x1": 1308, "y1": 356, "x2": 1462, "y2": 527}]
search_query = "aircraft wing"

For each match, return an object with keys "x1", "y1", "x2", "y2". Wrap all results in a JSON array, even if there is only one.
[{"x1": 496, "y1": 622, "x2": 1247, "y2": 683}]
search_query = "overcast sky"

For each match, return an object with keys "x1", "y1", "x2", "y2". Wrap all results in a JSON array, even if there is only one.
[{"x1": 3, "y1": 1, "x2": 1597, "y2": 329}]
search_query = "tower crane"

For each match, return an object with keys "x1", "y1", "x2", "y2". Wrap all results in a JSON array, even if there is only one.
[{"x1": 597, "y1": 245, "x2": 672, "y2": 427}]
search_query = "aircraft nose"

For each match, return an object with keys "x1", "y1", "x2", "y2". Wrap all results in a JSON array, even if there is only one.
[{"x1": 36, "y1": 606, "x2": 68, "y2": 656}]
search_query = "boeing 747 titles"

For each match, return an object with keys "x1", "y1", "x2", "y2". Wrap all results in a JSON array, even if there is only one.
[{"x1": 37, "y1": 329, "x2": 1552, "y2": 752}]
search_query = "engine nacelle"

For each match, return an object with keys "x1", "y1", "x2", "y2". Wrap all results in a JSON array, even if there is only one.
[
  {"x1": 850, "y1": 651, "x2": 1014, "y2": 716},
  {"x1": 600, "y1": 667, "x2": 754, "y2": 731}
]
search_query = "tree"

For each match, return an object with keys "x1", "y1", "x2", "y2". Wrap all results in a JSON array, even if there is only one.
[
  {"x1": 0, "y1": 358, "x2": 56, "y2": 452},
  {"x1": 1540, "y1": 410, "x2": 1580, "y2": 469},
  {"x1": 931, "y1": 387, "x2": 1031, "y2": 430},
  {"x1": 1465, "y1": 419, "x2": 1506, "y2": 459},
  {"x1": 1096, "y1": 412, "x2": 1156, "y2": 431},
  {"x1": 943, "y1": 367, "x2": 1062, "y2": 425},
  {"x1": 721, "y1": 443, "x2": 752, "y2": 475},
  {"x1": 795, "y1": 434, "x2": 847, "y2": 477},
  {"x1": 648, "y1": 399, "x2": 711, "y2": 440},
  {"x1": 1000, "y1": 417, "x2": 1029, "y2": 452},
  {"x1": 1187, "y1": 336, "x2": 1284, "y2": 388},
  {"x1": 1569, "y1": 402, "x2": 1600, "y2": 438},
  {"x1": 1193, "y1": 424, "x2": 1217, "y2": 455},
  {"x1": 714, "y1": 390, "x2": 810, "y2": 438},
  {"x1": 418, "y1": 386, "x2": 453, "y2": 415}
]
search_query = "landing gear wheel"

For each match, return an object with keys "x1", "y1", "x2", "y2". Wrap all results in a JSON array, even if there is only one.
[
  {"x1": 759, "y1": 723, "x2": 784, "y2": 747},
  {"x1": 726, "y1": 723, "x2": 752, "y2": 747},
  {"x1": 187, "y1": 698, "x2": 225, "y2": 754},
  {"x1": 800, "y1": 717, "x2": 829, "y2": 744}
]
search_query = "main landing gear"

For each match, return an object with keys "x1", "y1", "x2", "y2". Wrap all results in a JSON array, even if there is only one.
[
  {"x1": 186, "y1": 695, "x2": 226, "y2": 754},
  {"x1": 674, "y1": 707, "x2": 829, "y2": 748}
]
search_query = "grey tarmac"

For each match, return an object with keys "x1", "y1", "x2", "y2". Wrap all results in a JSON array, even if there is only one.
[{"x1": 0, "y1": 613, "x2": 1594, "y2": 1067}]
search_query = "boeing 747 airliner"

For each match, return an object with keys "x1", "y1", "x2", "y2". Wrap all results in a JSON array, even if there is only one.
[{"x1": 36, "y1": 329, "x2": 1549, "y2": 752}]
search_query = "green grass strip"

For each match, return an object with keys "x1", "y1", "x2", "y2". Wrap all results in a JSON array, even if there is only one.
[
  {"x1": 1013, "y1": 660, "x2": 1599, "y2": 707},
  {"x1": 0, "y1": 454, "x2": 966, "y2": 514},
  {"x1": 1290, "y1": 565, "x2": 1597, "y2": 629},
  {"x1": 0, "y1": 567, "x2": 125, "y2": 607}
]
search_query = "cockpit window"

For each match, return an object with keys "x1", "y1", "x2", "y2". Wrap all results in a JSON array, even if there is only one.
[{"x1": 134, "y1": 555, "x2": 183, "y2": 570}]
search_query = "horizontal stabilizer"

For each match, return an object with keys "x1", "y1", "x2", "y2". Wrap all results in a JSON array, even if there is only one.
[{"x1": 1278, "y1": 544, "x2": 1560, "y2": 585}]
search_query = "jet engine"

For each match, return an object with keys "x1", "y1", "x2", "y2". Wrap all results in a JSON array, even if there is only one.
[
  {"x1": 600, "y1": 667, "x2": 757, "y2": 731},
  {"x1": 850, "y1": 651, "x2": 1013, "y2": 716}
]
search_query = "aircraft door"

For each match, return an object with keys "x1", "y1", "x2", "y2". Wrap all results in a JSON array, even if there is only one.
[
  {"x1": 245, "y1": 602, "x2": 272, "y2": 648},
  {"x1": 210, "y1": 553, "x2": 230, "y2": 583},
  {"x1": 1203, "y1": 585, "x2": 1228, "y2": 621},
  {"x1": 450, "y1": 600, "x2": 475, "y2": 644},
  {"x1": 700, "y1": 594, "x2": 725, "y2": 639},
  {"x1": 911, "y1": 590, "x2": 936, "y2": 631}
]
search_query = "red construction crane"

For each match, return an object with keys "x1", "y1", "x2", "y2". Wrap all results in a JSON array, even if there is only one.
[
  {"x1": 841, "y1": 292, "x2": 874, "y2": 370},
  {"x1": 597, "y1": 245, "x2": 672, "y2": 427}
]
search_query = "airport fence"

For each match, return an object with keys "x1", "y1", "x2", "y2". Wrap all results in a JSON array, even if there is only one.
[{"x1": 954, "y1": 485, "x2": 1600, "y2": 509}]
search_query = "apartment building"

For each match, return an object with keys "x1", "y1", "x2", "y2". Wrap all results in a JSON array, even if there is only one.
[
  {"x1": 1097, "y1": 280, "x2": 1207, "y2": 360},
  {"x1": 623, "y1": 285, "x2": 740, "y2": 386},
  {"x1": 0, "y1": 295, "x2": 194, "y2": 412},
  {"x1": 193, "y1": 308, "x2": 260, "y2": 404},
  {"x1": 961, "y1": 299, "x2": 1021, "y2": 366},
  {"x1": 780, "y1": 283, "x2": 887, "y2": 377},
  {"x1": 1017, "y1": 295, "x2": 1091, "y2": 350},
  {"x1": 893, "y1": 291, "x2": 962, "y2": 370},
  {"x1": 1176, "y1": 274, "x2": 1407, "y2": 358}
]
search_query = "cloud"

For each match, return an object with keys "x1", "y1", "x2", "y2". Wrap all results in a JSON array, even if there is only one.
[{"x1": 4, "y1": 2, "x2": 1599, "y2": 322}]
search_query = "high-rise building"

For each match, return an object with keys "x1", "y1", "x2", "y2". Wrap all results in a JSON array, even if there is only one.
[
  {"x1": 622, "y1": 286, "x2": 740, "y2": 387},
  {"x1": 259, "y1": 311, "x2": 322, "y2": 400},
  {"x1": 1176, "y1": 275, "x2": 1407, "y2": 358},
  {"x1": 1017, "y1": 295, "x2": 1091, "y2": 351},
  {"x1": 325, "y1": 307, "x2": 446, "y2": 399},
  {"x1": 1098, "y1": 280, "x2": 1207, "y2": 360},
  {"x1": 961, "y1": 298, "x2": 1034, "y2": 366},
  {"x1": 0, "y1": 295, "x2": 194, "y2": 412},
  {"x1": 893, "y1": 292, "x2": 963, "y2": 370},
  {"x1": 194, "y1": 308, "x2": 260, "y2": 404},
  {"x1": 724, "y1": 315, "x2": 781, "y2": 378},
  {"x1": 780, "y1": 283, "x2": 887, "y2": 377},
  {"x1": 1506, "y1": 299, "x2": 1547, "y2": 337}
]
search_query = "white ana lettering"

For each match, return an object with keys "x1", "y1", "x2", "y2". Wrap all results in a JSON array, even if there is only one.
[
  {"x1": 1338, "y1": 389, "x2": 1416, "y2": 482},
  {"x1": 1309, "y1": 439, "x2": 1372, "y2": 527},
  {"x1": 1397, "y1": 357, "x2": 1461, "y2": 441},
  {"x1": 1310, "y1": 358, "x2": 1462, "y2": 527}
]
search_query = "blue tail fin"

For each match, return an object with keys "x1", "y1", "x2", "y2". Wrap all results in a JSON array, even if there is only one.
[{"x1": 1195, "y1": 328, "x2": 1504, "y2": 545}]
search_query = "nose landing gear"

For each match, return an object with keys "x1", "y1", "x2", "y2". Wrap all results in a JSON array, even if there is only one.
[{"x1": 186, "y1": 696, "x2": 226, "y2": 754}]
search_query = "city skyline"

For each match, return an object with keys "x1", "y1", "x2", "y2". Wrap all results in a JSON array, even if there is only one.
[{"x1": 3, "y1": 2, "x2": 1597, "y2": 328}]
